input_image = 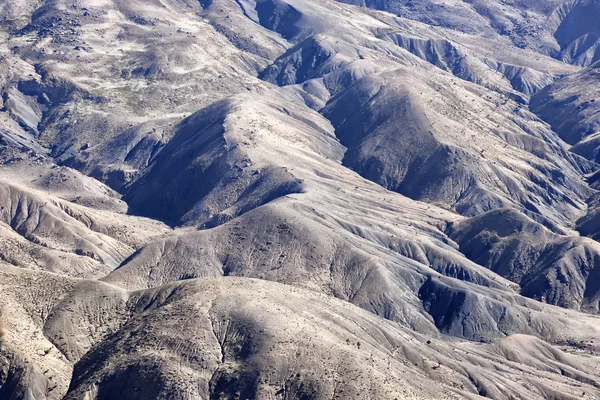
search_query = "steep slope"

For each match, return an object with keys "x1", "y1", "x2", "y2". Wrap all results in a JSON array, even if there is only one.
[
  {"x1": 529, "y1": 62, "x2": 600, "y2": 244},
  {"x1": 550, "y1": 0, "x2": 600, "y2": 66},
  {"x1": 111, "y1": 90, "x2": 523, "y2": 337},
  {"x1": 0, "y1": 263, "x2": 129, "y2": 400},
  {"x1": 2, "y1": 0, "x2": 600, "y2": 399},
  {"x1": 123, "y1": 97, "x2": 309, "y2": 226},
  {"x1": 0, "y1": 0, "x2": 275, "y2": 190},
  {"x1": 198, "y1": 0, "x2": 596, "y2": 232},
  {"x1": 102, "y1": 90, "x2": 597, "y2": 339},
  {"x1": 1, "y1": 0, "x2": 590, "y2": 197},
  {"x1": 338, "y1": 0, "x2": 600, "y2": 67},
  {"x1": 19, "y1": 0, "x2": 592, "y2": 335},
  {"x1": 0, "y1": 154, "x2": 170, "y2": 277},
  {"x1": 531, "y1": 61, "x2": 600, "y2": 155},
  {"x1": 449, "y1": 208, "x2": 600, "y2": 312},
  {"x1": 0, "y1": 180, "x2": 132, "y2": 269},
  {"x1": 3, "y1": 264, "x2": 600, "y2": 400},
  {"x1": 101, "y1": 89, "x2": 600, "y2": 339},
  {"x1": 323, "y1": 67, "x2": 593, "y2": 230},
  {"x1": 0, "y1": 158, "x2": 127, "y2": 212},
  {"x1": 1, "y1": 0, "x2": 593, "y2": 232}
]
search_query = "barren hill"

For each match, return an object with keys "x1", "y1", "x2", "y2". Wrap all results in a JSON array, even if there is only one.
[{"x1": 2, "y1": 0, "x2": 600, "y2": 399}]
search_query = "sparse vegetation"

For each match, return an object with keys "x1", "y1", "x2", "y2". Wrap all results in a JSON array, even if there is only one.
[{"x1": 1, "y1": 0, "x2": 600, "y2": 398}]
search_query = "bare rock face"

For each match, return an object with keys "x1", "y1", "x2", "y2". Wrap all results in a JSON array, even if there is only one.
[{"x1": 2, "y1": 0, "x2": 600, "y2": 399}]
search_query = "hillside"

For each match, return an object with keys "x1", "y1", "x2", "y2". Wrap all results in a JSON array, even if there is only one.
[{"x1": 2, "y1": 0, "x2": 600, "y2": 399}]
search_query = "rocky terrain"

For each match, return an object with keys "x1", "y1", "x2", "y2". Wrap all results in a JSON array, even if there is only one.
[{"x1": 2, "y1": 0, "x2": 600, "y2": 399}]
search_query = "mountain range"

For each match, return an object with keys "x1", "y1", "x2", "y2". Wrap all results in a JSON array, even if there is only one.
[{"x1": 1, "y1": 0, "x2": 600, "y2": 399}]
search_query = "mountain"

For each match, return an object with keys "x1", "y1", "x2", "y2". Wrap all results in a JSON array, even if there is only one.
[
  {"x1": 3, "y1": 263, "x2": 600, "y2": 400},
  {"x1": 2, "y1": 0, "x2": 600, "y2": 399}
]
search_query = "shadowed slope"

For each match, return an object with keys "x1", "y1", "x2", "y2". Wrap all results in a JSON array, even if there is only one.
[
  {"x1": 2, "y1": 264, "x2": 600, "y2": 400},
  {"x1": 449, "y1": 208, "x2": 600, "y2": 312}
]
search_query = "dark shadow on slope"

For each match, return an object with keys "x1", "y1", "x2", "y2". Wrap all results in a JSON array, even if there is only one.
[
  {"x1": 418, "y1": 276, "x2": 535, "y2": 341},
  {"x1": 553, "y1": 0, "x2": 600, "y2": 66},
  {"x1": 0, "y1": 353, "x2": 49, "y2": 400},
  {"x1": 449, "y1": 208, "x2": 600, "y2": 313},
  {"x1": 260, "y1": 36, "x2": 338, "y2": 86},
  {"x1": 208, "y1": 313, "x2": 264, "y2": 399},
  {"x1": 124, "y1": 99, "x2": 303, "y2": 228},
  {"x1": 254, "y1": 0, "x2": 303, "y2": 40},
  {"x1": 381, "y1": 32, "x2": 556, "y2": 96}
]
